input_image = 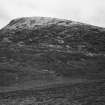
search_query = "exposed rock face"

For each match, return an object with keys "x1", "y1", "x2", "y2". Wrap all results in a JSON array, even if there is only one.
[{"x1": 0, "y1": 17, "x2": 105, "y2": 87}]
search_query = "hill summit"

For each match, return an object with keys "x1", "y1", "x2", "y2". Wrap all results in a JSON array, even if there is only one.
[{"x1": 1, "y1": 16, "x2": 105, "y2": 53}]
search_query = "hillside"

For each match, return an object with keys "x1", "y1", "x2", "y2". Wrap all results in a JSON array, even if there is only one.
[
  {"x1": 0, "y1": 16, "x2": 105, "y2": 85},
  {"x1": 0, "y1": 17, "x2": 105, "y2": 104}
]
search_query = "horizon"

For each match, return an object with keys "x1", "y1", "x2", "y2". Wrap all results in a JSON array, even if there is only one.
[{"x1": 0, "y1": 0, "x2": 105, "y2": 28}]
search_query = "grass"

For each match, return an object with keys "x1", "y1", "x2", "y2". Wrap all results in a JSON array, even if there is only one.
[{"x1": 0, "y1": 80, "x2": 105, "y2": 105}]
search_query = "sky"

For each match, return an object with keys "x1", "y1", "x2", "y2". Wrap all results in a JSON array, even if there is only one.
[{"x1": 0, "y1": 0, "x2": 105, "y2": 28}]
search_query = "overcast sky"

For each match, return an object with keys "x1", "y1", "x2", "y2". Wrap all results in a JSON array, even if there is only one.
[{"x1": 0, "y1": 0, "x2": 105, "y2": 28}]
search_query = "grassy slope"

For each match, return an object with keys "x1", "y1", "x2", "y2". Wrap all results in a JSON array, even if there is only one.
[
  {"x1": 0, "y1": 17, "x2": 105, "y2": 104},
  {"x1": 0, "y1": 80, "x2": 105, "y2": 105}
]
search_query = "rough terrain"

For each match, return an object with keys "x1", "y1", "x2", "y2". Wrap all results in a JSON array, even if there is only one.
[{"x1": 0, "y1": 17, "x2": 105, "y2": 104}]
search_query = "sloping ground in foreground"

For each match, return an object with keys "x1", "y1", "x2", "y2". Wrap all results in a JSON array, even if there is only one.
[
  {"x1": 0, "y1": 80, "x2": 105, "y2": 105},
  {"x1": 0, "y1": 78, "x2": 92, "y2": 93}
]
